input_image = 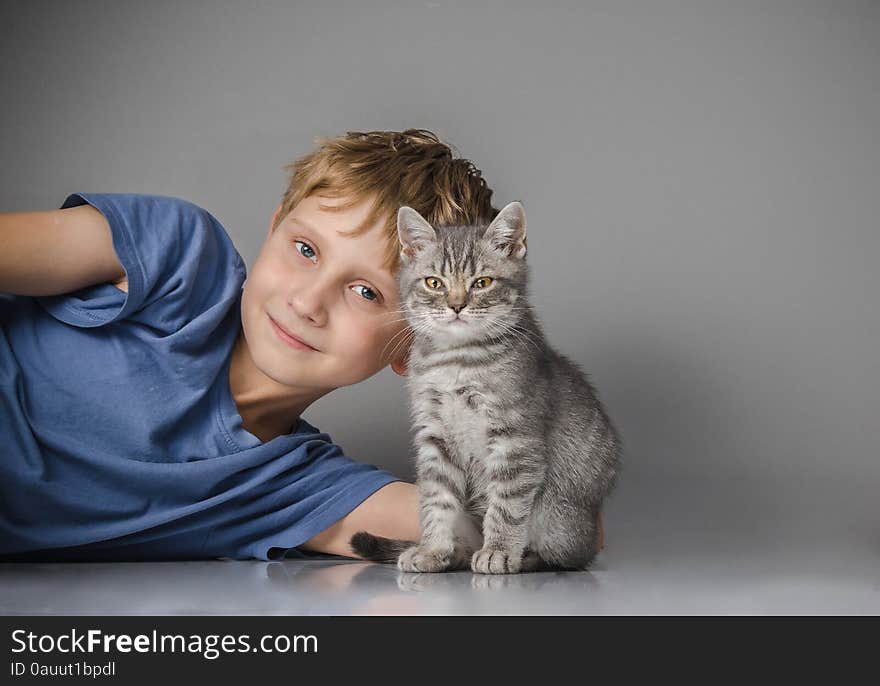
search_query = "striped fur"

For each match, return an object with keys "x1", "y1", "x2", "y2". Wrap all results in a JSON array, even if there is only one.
[{"x1": 351, "y1": 203, "x2": 621, "y2": 573}]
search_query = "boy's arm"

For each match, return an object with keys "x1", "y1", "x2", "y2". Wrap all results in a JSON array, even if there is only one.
[
  {"x1": 299, "y1": 481, "x2": 607, "y2": 559},
  {"x1": 299, "y1": 481, "x2": 421, "y2": 557},
  {"x1": 0, "y1": 205, "x2": 126, "y2": 296}
]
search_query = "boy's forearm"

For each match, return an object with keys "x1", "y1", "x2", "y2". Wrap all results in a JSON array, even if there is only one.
[
  {"x1": 299, "y1": 481, "x2": 421, "y2": 557},
  {"x1": 0, "y1": 206, "x2": 124, "y2": 297},
  {"x1": 298, "y1": 481, "x2": 607, "y2": 559}
]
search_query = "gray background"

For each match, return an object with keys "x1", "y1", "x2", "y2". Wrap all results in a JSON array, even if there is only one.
[{"x1": 2, "y1": 0, "x2": 878, "y2": 612}]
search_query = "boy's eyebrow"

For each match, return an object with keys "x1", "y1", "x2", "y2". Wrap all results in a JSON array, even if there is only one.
[
  {"x1": 288, "y1": 217, "x2": 396, "y2": 290},
  {"x1": 289, "y1": 216, "x2": 322, "y2": 234},
  {"x1": 291, "y1": 216, "x2": 359, "y2": 238}
]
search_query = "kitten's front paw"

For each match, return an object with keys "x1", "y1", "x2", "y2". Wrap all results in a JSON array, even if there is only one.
[
  {"x1": 471, "y1": 547, "x2": 522, "y2": 574},
  {"x1": 397, "y1": 545, "x2": 457, "y2": 573}
]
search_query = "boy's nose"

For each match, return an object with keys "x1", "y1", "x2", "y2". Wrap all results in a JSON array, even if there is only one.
[
  {"x1": 290, "y1": 302, "x2": 326, "y2": 327},
  {"x1": 289, "y1": 284, "x2": 329, "y2": 326}
]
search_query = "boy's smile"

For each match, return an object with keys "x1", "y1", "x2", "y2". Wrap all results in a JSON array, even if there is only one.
[
  {"x1": 230, "y1": 194, "x2": 410, "y2": 442},
  {"x1": 268, "y1": 314, "x2": 321, "y2": 351}
]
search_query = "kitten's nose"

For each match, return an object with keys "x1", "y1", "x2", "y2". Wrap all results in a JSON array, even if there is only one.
[{"x1": 450, "y1": 304, "x2": 466, "y2": 314}]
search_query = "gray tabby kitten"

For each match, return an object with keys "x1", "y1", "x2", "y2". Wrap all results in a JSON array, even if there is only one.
[{"x1": 351, "y1": 201, "x2": 621, "y2": 573}]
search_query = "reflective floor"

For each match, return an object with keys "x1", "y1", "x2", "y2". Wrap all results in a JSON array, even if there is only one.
[{"x1": 2, "y1": 474, "x2": 878, "y2": 615}]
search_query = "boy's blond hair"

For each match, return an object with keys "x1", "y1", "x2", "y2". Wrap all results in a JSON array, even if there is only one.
[{"x1": 275, "y1": 129, "x2": 498, "y2": 273}]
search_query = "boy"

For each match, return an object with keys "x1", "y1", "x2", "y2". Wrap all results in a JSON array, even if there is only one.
[{"x1": 0, "y1": 129, "x2": 603, "y2": 562}]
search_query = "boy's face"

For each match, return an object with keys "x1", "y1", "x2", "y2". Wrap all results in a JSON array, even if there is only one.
[{"x1": 240, "y1": 193, "x2": 410, "y2": 393}]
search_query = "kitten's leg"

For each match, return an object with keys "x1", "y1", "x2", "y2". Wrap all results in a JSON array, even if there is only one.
[
  {"x1": 535, "y1": 508, "x2": 600, "y2": 570},
  {"x1": 472, "y1": 443, "x2": 545, "y2": 574},
  {"x1": 398, "y1": 434, "x2": 470, "y2": 573}
]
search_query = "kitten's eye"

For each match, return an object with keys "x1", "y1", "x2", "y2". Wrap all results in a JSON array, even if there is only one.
[
  {"x1": 294, "y1": 240, "x2": 317, "y2": 262},
  {"x1": 425, "y1": 277, "x2": 443, "y2": 289},
  {"x1": 472, "y1": 277, "x2": 493, "y2": 289}
]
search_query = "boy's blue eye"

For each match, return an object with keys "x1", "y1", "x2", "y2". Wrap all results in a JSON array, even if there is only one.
[
  {"x1": 294, "y1": 240, "x2": 380, "y2": 303},
  {"x1": 352, "y1": 285, "x2": 379, "y2": 302},
  {"x1": 294, "y1": 240, "x2": 316, "y2": 261}
]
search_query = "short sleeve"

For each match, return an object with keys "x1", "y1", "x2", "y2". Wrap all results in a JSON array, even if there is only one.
[{"x1": 35, "y1": 193, "x2": 246, "y2": 331}]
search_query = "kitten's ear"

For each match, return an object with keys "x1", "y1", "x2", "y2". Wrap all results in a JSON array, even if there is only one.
[
  {"x1": 483, "y1": 201, "x2": 527, "y2": 259},
  {"x1": 397, "y1": 206, "x2": 438, "y2": 262}
]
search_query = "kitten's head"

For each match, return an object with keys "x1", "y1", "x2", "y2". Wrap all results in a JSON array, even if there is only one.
[{"x1": 396, "y1": 201, "x2": 530, "y2": 347}]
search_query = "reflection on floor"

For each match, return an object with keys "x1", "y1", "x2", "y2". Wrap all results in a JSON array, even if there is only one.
[{"x1": 2, "y1": 474, "x2": 878, "y2": 615}]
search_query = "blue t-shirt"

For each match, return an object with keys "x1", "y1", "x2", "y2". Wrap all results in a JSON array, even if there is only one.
[{"x1": 0, "y1": 193, "x2": 402, "y2": 561}]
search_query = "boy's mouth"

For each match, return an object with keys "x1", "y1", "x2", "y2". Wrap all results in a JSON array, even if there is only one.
[{"x1": 269, "y1": 315, "x2": 320, "y2": 352}]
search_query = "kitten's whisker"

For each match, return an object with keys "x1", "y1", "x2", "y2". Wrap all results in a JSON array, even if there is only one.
[
  {"x1": 377, "y1": 314, "x2": 434, "y2": 329},
  {"x1": 380, "y1": 331, "x2": 413, "y2": 366},
  {"x1": 486, "y1": 316, "x2": 542, "y2": 354},
  {"x1": 381, "y1": 318, "x2": 433, "y2": 363},
  {"x1": 506, "y1": 321, "x2": 544, "y2": 352},
  {"x1": 378, "y1": 309, "x2": 414, "y2": 318},
  {"x1": 380, "y1": 326, "x2": 416, "y2": 362}
]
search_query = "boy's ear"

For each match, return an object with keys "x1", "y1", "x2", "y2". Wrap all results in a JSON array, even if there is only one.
[
  {"x1": 483, "y1": 201, "x2": 527, "y2": 259},
  {"x1": 397, "y1": 206, "x2": 437, "y2": 262},
  {"x1": 389, "y1": 333, "x2": 412, "y2": 377},
  {"x1": 390, "y1": 353, "x2": 409, "y2": 377}
]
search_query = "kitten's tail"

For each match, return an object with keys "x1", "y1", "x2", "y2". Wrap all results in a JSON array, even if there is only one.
[{"x1": 350, "y1": 531, "x2": 414, "y2": 563}]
